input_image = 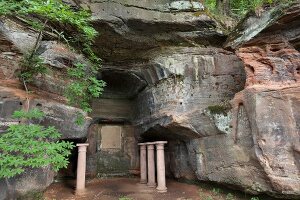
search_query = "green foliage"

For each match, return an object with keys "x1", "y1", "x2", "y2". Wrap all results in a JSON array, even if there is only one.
[
  {"x1": 74, "y1": 112, "x2": 85, "y2": 126},
  {"x1": 212, "y1": 187, "x2": 222, "y2": 195},
  {"x1": 66, "y1": 62, "x2": 106, "y2": 113},
  {"x1": 0, "y1": 0, "x2": 106, "y2": 117},
  {"x1": 12, "y1": 108, "x2": 45, "y2": 120},
  {"x1": 20, "y1": 54, "x2": 47, "y2": 83},
  {"x1": 207, "y1": 105, "x2": 229, "y2": 115},
  {"x1": 204, "y1": 0, "x2": 217, "y2": 12},
  {"x1": 119, "y1": 197, "x2": 133, "y2": 200},
  {"x1": 250, "y1": 197, "x2": 260, "y2": 200},
  {"x1": 205, "y1": 0, "x2": 296, "y2": 18},
  {"x1": 0, "y1": 0, "x2": 97, "y2": 41},
  {"x1": 226, "y1": 193, "x2": 235, "y2": 200},
  {"x1": 0, "y1": 1, "x2": 21, "y2": 15},
  {"x1": 0, "y1": 109, "x2": 74, "y2": 178},
  {"x1": 205, "y1": 196, "x2": 214, "y2": 200}
]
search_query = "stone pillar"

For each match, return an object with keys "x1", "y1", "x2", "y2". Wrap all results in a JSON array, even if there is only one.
[
  {"x1": 155, "y1": 141, "x2": 168, "y2": 193},
  {"x1": 76, "y1": 143, "x2": 89, "y2": 195},
  {"x1": 146, "y1": 142, "x2": 156, "y2": 187},
  {"x1": 138, "y1": 143, "x2": 147, "y2": 184}
]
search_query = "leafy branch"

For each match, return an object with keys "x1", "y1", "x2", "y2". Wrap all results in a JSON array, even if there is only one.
[
  {"x1": 0, "y1": 109, "x2": 74, "y2": 198},
  {"x1": 0, "y1": 0, "x2": 106, "y2": 118}
]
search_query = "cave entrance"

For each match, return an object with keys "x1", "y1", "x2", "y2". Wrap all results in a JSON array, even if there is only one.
[
  {"x1": 56, "y1": 138, "x2": 86, "y2": 181},
  {"x1": 140, "y1": 126, "x2": 197, "y2": 180}
]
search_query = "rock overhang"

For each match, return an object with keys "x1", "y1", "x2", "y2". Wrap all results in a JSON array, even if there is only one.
[
  {"x1": 85, "y1": 0, "x2": 226, "y2": 62},
  {"x1": 224, "y1": 2, "x2": 300, "y2": 50}
]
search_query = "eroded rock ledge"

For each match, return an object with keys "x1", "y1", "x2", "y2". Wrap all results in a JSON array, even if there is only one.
[{"x1": 83, "y1": 0, "x2": 226, "y2": 62}]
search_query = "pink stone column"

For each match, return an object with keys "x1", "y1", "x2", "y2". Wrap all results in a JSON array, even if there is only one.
[
  {"x1": 146, "y1": 142, "x2": 156, "y2": 187},
  {"x1": 155, "y1": 141, "x2": 168, "y2": 193},
  {"x1": 76, "y1": 143, "x2": 89, "y2": 195},
  {"x1": 138, "y1": 143, "x2": 147, "y2": 184}
]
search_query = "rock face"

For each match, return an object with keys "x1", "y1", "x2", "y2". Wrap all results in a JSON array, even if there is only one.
[
  {"x1": 80, "y1": 0, "x2": 226, "y2": 62},
  {"x1": 226, "y1": 2, "x2": 300, "y2": 197},
  {"x1": 0, "y1": 166, "x2": 54, "y2": 200},
  {"x1": 86, "y1": 1, "x2": 300, "y2": 198},
  {"x1": 0, "y1": 17, "x2": 91, "y2": 199}
]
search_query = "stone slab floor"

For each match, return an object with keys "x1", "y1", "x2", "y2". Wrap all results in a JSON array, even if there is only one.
[{"x1": 43, "y1": 178, "x2": 276, "y2": 200}]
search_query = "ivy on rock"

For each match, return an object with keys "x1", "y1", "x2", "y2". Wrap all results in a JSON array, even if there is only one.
[{"x1": 66, "y1": 62, "x2": 106, "y2": 113}]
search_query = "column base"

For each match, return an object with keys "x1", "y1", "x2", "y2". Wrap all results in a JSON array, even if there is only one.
[
  {"x1": 156, "y1": 187, "x2": 167, "y2": 193},
  {"x1": 75, "y1": 188, "x2": 87, "y2": 196},
  {"x1": 147, "y1": 182, "x2": 156, "y2": 188},
  {"x1": 140, "y1": 179, "x2": 147, "y2": 184}
]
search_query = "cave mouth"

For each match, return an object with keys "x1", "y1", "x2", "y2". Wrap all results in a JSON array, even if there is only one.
[
  {"x1": 56, "y1": 138, "x2": 86, "y2": 181},
  {"x1": 141, "y1": 124, "x2": 198, "y2": 142},
  {"x1": 140, "y1": 125, "x2": 196, "y2": 180},
  {"x1": 99, "y1": 69, "x2": 147, "y2": 99}
]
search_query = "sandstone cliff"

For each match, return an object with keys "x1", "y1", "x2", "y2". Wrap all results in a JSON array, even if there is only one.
[{"x1": 0, "y1": 0, "x2": 299, "y2": 199}]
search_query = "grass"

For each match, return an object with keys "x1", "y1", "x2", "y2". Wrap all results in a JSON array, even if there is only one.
[
  {"x1": 207, "y1": 105, "x2": 229, "y2": 115},
  {"x1": 199, "y1": 187, "x2": 262, "y2": 200},
  {"x1": 119, "y1": 197, "x2": 133, "y2": 200},
  {"x1": 204, "y1": 0, "x2": 297, "y2": 19},
  {"x1": 178, "y1": 179, "x2": 273, "y2": 200}
]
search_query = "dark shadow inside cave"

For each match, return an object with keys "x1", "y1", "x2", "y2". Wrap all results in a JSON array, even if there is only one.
[
  {"x1": 56, "y1": 138, "x2": 87, "y2": 181},
  {"x1": 140, "y1": 126, "x2": 196, "y2": 180},
  {"x1": 99, "y1": 69, "x2": 147, "y2": 99}
]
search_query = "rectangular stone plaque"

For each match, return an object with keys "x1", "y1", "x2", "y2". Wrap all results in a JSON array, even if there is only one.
[{"x1": 100, "y1": 126, "x2": 122, "y2": 149}]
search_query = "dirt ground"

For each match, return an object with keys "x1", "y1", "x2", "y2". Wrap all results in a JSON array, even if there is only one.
[
  {"x1": 44, "y1": 178, "x2": 202, "y2": 200},
  {"x1": 43, "y1": 178, "x2": 273, "y2": 200}
]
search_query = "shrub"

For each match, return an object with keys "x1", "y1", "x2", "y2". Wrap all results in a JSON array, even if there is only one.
[
  {"x1": 0, "y1": 109, "x2": 74, "y2": 179},
  {"x1": 205, "y1": 0, "x2": 297, "y2": 18}
]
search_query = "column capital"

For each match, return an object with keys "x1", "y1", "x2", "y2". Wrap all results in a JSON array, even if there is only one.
[
  {"x1": 145, "y1": 142, "x2": 156, "y2": 145},
  {"x1": 155, "y1": 141, "x2": 167, "y2": 150},
  {"x1": 154, "y1": 141, "x2": 168, "y2": 144},
  {"x1": 77, "y1": 143, "x2": 89, "y2": 152},
  {"x1": 76, "y1": 143, "x2": 89, "y2": 147}
]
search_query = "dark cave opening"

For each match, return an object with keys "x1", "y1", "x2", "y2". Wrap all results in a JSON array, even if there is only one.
[
  {"x1": 140, "y1": 126, "x2": 196, "y2": 180},
  {"x1": 99, "y1": 69, "x2": 147, "y2": 99},
  {"x1": 56, "y1": 138, "x2": 87, "y2": 181}
]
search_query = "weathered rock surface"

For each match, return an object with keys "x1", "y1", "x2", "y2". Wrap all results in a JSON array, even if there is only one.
[
  {"x1": 0, "y1": 20, "x2": 91, "y2": 139},
  {"x1": 0, "y1": 17, "x2": 38, "y2": 54},
  {"x1": 74, "y1": 0, "x2": 226, "y2": 62},
  {"x1": 225, "y1": 2, "x2": 300, "y2": 197},
  {"x1": 133, "y1": 47, "x2": 245, "y2": 138},
  {"x1": 225, "y1": 2, "x2": 300, "y2": 50},
  {"x1": 0, "y1": 17, "x2": 90, "y2": 199},
  {"x1": 0, "y1": 166, "x2": 54, "y2": 200},
  {"x1": 92, "y1": 1, "x2": 300, "y2": 198}
]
